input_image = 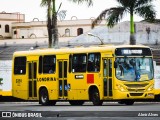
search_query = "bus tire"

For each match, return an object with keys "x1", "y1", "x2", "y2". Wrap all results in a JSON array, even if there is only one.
[
  {"x1": 124, "y1": 100, "x2": 134, "y2": 105},
  {"x1": 69, "y1": 100, "x2": 84, "y2": 106},
  {"x1": 91, "y1": 88, "x2": 103, "y2": 106},
  {"x1": 39, "y1": 88, "x2": 50, "y2": 106}
]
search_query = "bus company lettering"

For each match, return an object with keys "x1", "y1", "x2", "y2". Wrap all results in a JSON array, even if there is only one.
[{"x1": 37, "y1": 77, "x2": 56, "y2": 82}]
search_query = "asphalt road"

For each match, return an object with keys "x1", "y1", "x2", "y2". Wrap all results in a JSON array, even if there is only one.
[{"x1": 0, "y1": 102, "x2": 160, "y2": 120}]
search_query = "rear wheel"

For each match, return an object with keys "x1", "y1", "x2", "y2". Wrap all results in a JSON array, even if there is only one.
[
  {"x1": 90, "y1": 88, "x2": 103, "y2": 106},
  {"x1": 69, "y1": 100, "x2": 84, "y2": 106},
  {"x1": 39, "y1": 88, "x2": 49, "y2": 106}
]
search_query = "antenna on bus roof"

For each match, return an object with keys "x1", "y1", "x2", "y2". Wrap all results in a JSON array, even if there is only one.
[{"x1": 88, "y1": 33, "x2": 104, "y2": 45}]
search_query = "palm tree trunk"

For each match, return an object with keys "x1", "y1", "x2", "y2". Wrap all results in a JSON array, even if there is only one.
[
  {"x1": 51, "y1": 0, "x2": 58, "y2": 47},
  {"x1": 47, "y1": 0, "x2": 52, "y2": 48},
  {"x1": 52, "y1": 13, "x2": 59, "y2": 47},
  {"x1": 48, "y1": 18, "x2": 52, "y2": 48},
  {"x1": 130, "y1": 12, "x2": 136, "y2": 45}
]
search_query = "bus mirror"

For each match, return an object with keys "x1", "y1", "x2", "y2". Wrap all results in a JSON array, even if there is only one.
[{"x1": 114, "y1": 61, "x2": 118, "y2": 68}]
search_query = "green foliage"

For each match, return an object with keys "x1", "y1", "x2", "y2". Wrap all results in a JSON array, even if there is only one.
[{"x1": 0, "y1": 78, "x2": 3, "y2": 85}]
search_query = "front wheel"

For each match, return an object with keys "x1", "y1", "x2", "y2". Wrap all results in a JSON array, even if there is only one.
[{"x1": 90, "y1": 88, "x2": 103, "y2": 106}]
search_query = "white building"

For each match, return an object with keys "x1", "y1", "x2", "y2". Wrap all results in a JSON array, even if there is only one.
[
  {"x1": 0, "y1": 11, "x2": 25, "y2": 39},
  {"x1": 0, "y1": 12, "x2": 160, "y2": 45}
]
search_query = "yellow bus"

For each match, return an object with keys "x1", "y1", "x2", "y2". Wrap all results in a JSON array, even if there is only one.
[{"x1": 12, "y1": 45, "x2": 154, "y2": 105}]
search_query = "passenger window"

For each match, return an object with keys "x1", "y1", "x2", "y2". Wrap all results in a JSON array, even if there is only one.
[
  {"x1": 88, "y1": 53, "x2": 100, "y2": 72},
  {"x1": 43, "y1": 55, "x2": 56, "y2": 74},
  {"x1": 14, "y1": 57, "x2": 26, "y2": 74},
  {"x1": 72, "y1": 54, "x2": 87, "y2": 72}
]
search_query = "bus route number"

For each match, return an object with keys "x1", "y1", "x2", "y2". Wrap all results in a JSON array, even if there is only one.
[{"x1": 16, "y1": 79, "x2": 22, "y2": 86}]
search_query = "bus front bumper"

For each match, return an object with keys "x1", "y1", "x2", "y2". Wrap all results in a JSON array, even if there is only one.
[{"x1": 113, "y1": 90, "x2": 154, "y2": 100}]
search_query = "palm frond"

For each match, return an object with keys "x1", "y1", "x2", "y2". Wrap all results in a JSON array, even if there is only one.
[
  {"x1": 40, "y1": 0, "x2": 51, "y2": 7},
  {"x1": 92, "y1": 7, "x2": 126, "y2": 28},
  {"x1": 135, "y1": 5, "x2": 156, "y2": 21},
  {"x1": 107, "y1": 7, "x2": 126, "y2": 27},
  {"x1": 57, "y1": 10, "x2": 67, "y2": 21},
  {"x1": 68, "y1": 0, "x2": 93, "y2": 6},
  {"x1": 91, "y1": 9, "x2": 110, "y2": 28},
  {"x1": 135, "y1": 0, "x2": 153, "y2": 8},
  {"x1": 116, "y1": 0, "x2": 135, "y2": 7}
]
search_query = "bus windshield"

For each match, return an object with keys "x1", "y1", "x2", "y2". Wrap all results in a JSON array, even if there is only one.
[{"x1": 115, "y1": 57, "x2": 153, "y2": 81}]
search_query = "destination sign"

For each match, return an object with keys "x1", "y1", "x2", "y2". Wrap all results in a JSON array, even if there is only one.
[{"x1": 115, "y1": 48, "x2": 152, "y2": 56}]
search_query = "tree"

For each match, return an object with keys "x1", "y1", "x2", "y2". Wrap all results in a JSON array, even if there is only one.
[
  {"x1": 41, "y1": 0, "x2": 93, "y2": 48},
  {"x1": 92, "y1": 0, "x2": 156, "y2": 45}
]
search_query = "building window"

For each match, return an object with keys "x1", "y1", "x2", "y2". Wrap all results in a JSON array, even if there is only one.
[
  {"x1": 77, "y1": 28, "x2": 83, "y2": 36},
  {"x1": 14, "y1": 30, "x2": 17, "y2": 34},
  {"x1": 65, "y1": 28, "x2": 70, "y2": 37},
  {"x1": 5, "y1": 24, "x2": 9, "y2": 33}
]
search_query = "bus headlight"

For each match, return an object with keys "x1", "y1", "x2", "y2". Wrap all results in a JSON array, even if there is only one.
[
  {"x1": 147, "y1": 84, "x2": 154, "y2": 91},
  {"x1": 117, "y1": 84, "x2": 126, "y2": 92}
]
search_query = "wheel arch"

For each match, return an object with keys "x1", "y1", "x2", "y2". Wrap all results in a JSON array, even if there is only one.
[
  {"x1": 38, "y1": 86, "x2": 48, "y2": 99},
  {"x1": 88, "y1": 85, "x2": 99, "y2": 100}
]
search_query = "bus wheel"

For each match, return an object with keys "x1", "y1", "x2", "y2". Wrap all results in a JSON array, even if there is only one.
[
  {"x1": 39, "y1": 88, "x2": 49, "y2": 106},
  {"x1": 91, "y1": 88, "x2": 103, "y2": 106},
  {"x1": 124, "y1": 100, "x2": 134, "y2": 105},
  {"x1": 69, "y1": 100, "x2": 84, "y2": 106}
]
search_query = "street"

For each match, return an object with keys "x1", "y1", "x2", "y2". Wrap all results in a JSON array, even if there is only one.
[{"x1": 0, "y1": 102, "x2": 160, "y2": 120}]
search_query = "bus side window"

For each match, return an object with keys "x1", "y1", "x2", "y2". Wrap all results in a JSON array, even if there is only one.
[
  {"x1": 87, "y1": 53, "x2": 100, "y2": 72},
  {"x1": 43, "y1": 55, "x2": 56, "y2": 74},
  {"x1": 14, "y1": 57, "x2": 26, "y2": 75},
  {"x1": 72, "y1": 54, "x2": 87, "y2": 72}
]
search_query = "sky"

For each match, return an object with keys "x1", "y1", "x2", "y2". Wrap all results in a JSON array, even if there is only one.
[{"x1": 0, "y1": 0, "x2": 159, "y2": 22}]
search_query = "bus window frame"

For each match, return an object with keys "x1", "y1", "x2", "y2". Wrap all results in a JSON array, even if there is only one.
[
  {"x1": 14, "y1": 56, "x2": 27, "y2": 75},
  {"x1": 87, "y1": 52, "x2": 101, "y2": 73},
  {"x1": 72, "y1": 53, "x2": 87, "y2": 73},
  {"x1": 38, "y1": 55, "x2": 56, "y2": 74}
]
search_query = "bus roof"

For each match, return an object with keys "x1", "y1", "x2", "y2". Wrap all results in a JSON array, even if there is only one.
[{"x1": 13, "y1": 44, "x2": 151, "y2": 57}]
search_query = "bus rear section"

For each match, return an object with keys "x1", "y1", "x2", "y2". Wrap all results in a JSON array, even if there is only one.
[{"x1": 12, "y1": 55, "x2": 39, "y2": 101}]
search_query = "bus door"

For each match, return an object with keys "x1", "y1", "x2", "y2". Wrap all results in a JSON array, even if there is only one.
[
  {"x1": 103, "y1": 58, "x2": 113, "y2": 98},
  {"x1": 28, "y1": 61, "x2": 37, "y2": 99},
  {"x1": 58, "y1": 60, "x2": 68, "y2": 99}
]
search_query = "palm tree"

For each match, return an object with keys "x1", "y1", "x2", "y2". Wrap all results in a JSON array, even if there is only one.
[
  {"x1": 92, "y1": 0, "x2": 156, "y2": 45},
  {"x1": 41, "y1": 0, "x2": 52, "y2": 48},
  {"x1": 41, "y1": 0, "x2": 93, "y2": 48}
]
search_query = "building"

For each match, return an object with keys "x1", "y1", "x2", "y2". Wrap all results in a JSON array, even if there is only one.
[{"x1": 0, "y1": 11, "x2": 25, "y2": 39}]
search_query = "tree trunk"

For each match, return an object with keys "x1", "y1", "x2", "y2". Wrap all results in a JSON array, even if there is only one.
[
  {"x1": 47, "y1": 18, "x2": 52, "y2": 48},
  {"x1": 47, "y1": 1, "x2": 52, "y2": 48},
  {"x1": 52, "y1": 13, "x2": 59, "y2": 47},
  {"x1": 130, "y1": 11, "x2": 136, "y2": 45},
  {"x1": 130, "y1": 33, "x2": 136, "y2": 45}
]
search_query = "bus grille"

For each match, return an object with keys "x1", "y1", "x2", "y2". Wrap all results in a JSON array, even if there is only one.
[
  {"x1": 125, "y1": 83, "x2": 148, "y2": 88},
  {"x1": 130, "y1": 93, "x2": 143, "y2": 96},
  {"x1": 128, "y1": 88, "x2": 145, "y2": 92}
]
